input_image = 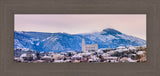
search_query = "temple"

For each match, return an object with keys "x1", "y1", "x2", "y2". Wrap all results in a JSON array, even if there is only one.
[{"x1": 82, "y1": 38, "x2": 98, "y2": 52}]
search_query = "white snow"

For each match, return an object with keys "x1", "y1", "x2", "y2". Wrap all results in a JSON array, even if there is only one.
[
  {"x1": 20, "y1": 53, "x2": 27, "y2": 57},
  {"x1": 137, "y1": 51, "x2": 144, "y2": 55},
  {"x1": 117, "y1": 34, "x2": 146, "y2": 44},
  {"x1": 22, "y1": 39, "x2": 34, "y2": 44},
  {"x1": 42, "y1": 36, "x2": 58, "y2": 42},
  {"x1": 50, "y1": 37, "x2": 58, "y2": 42},
  {"x1": 72, "y1": 54, "x2": 82, "y2": 58},
  {"x1": 117, "y1": 46, "x2": 125, "y2": 49},
  {"x1": 14, "y1": 39, "x2": 24, "y2": 48},
  {"x1": 50, "y1": 42, "x2": 64, "y2": 50},
  {"x1": 85, "y1": 32, "x2": 117, "y2": 42},
  {"x1": 115, "y1": 48, "x2": 128, "y2": 52},
  {"x1": 36, "y1": 42, "x2": 40, "y2": 46},
  {"x1": 81, "y1": 52, "x2": 92, "y2": 56},
  {"x1": 41, "y1": 55, "x2": 52, "y2": 59},
  {"x1": 42, "y1": 37, "x2": 51, "y2": 41},
  {"x1": 30, "y1": 38, "x2": 39, "y2": 41},
  {"x1": 106, "y1": 35, "x2": 117, "y2": 40},
  {"x1": 127, "y1": 58, "x2": 137, "y2": 62},
  {"x1": 54, "y1": 60, "x2": 65, "y2": 63},
  {"x1": 128, "y1": 46, "x2": 136, "y2": 50},
  {"x1": 21, "y1": 48, "x2": 30, "y2": 51}
]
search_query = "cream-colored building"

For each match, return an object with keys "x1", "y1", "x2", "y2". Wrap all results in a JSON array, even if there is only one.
[{"x1": 82, "y1": 38, "x2": 98, "y2": 52}]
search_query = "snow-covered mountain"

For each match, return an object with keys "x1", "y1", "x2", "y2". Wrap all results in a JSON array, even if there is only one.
[{"x1": 14, "y1": 28, "x2": 146, "y2": 52}]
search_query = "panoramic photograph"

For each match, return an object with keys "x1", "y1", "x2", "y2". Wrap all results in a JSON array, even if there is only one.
[{"x1": 14, "y1": 14, "x2": 146, "y2": 63}]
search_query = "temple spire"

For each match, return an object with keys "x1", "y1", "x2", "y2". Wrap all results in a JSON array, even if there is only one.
[{"x1": 82, "y1": 38, "x2": 85, "y2": 52}]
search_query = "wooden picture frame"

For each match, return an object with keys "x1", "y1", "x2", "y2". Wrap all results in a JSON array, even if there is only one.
[{"x1": 0, "y1": 0, "x2": 160, "y2": 76}]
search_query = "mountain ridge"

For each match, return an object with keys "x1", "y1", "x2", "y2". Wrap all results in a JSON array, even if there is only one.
[{"x1": 14, "y1": 28, "x2": 146, "y2": 52}]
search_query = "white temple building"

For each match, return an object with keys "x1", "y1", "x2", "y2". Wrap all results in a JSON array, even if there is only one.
[{"x1": 82, "y1": 38, "x2": 98, "y2": 52}]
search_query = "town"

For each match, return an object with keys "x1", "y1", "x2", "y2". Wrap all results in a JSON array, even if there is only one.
[{"x1": 14, "y1": 38, "x2": 146, "y2": 63}]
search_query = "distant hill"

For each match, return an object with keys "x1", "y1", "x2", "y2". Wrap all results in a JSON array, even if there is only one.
[{"x1": 14, "y1": 28, "x2": 146, "y2": 52}]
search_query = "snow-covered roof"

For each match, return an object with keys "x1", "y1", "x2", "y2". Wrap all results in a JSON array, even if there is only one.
[
  {"x1": 127, "y1": 58, "x2": 137, "y2": 62},
  {"x1": 137, "y1": 51, "x2": 145, "y2": 55},
  {"x1": 107, "y1": 50, "x2": 116, "y2": 54},
  {"x1": 115, "y1": 48, "x2": 128, "y2": 52},
  {"x1": 81, "y1": 52, "x2": 92, "y2": 55},
  {"x1": 54, "y1": 60, "x2": 64, "y2": 63},
  {"x1": 120, "y1": 57, "x2": 137, "y2": 62},
  {"x1": 36, "y1": 60, "x2": 44, "y2": 62},
  {"x1": 90, "y1": 55, "x2": 99, "y2": 60},
  {"x1": 72, "y1": 54, "x2": 82, "y2": 58},
  {"x1": 102, "y1": 53, "x2": 110, "y2": 57},
  {"x1": 128, "y1": 47, "x2": 136, "y2": 50},
  {"x1": 20, "y1": 53, "x2": 27, "y2": 57},
  {"x1": 41, "y1": 55, "x2": 52, "y2": 59},
  {"x1": 67, "y1": 51, "x2": 76, "y2": 53},
  {"x1": 117, "y1": 46, "x2": 125, "y2": 49},
  {"x1": 104, "y1": 57, "x2": 118, "y2": 59}
]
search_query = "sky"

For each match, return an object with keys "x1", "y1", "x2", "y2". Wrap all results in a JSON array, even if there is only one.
[{"x1": 14, "y1": 14, "x2": 146, "y2": 40}]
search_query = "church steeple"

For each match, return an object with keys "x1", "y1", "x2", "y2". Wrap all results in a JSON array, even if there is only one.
[{"x1": 82, "y1": 38, "x2": 85, "y2": 52}]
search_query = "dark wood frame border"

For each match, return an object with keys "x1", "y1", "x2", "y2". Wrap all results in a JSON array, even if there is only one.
[{"x1": 0, "y1": 0, "x2": 160, "y2": 76}]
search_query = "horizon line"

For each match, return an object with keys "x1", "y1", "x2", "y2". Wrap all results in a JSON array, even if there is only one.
[{"x1": 14, "y1": 30, "x2": 146, "y2": 40}]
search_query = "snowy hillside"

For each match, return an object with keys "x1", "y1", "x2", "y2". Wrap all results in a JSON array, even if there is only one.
[{"x1": 14, "y1": 28, "x2": 146, "y2": 52}]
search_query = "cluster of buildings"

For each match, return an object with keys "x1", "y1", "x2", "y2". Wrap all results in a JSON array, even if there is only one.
[{"x1": 14, "y1": 38, "x2": 147, "y2": 63}]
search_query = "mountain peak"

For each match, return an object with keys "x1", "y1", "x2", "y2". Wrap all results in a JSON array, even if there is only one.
[
  {"x1": 14, "y1": 29, "x2": 146, "y2": 52},
  {"x1": 101, "y1": 28, "x2": 122, "y2": 35}
]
